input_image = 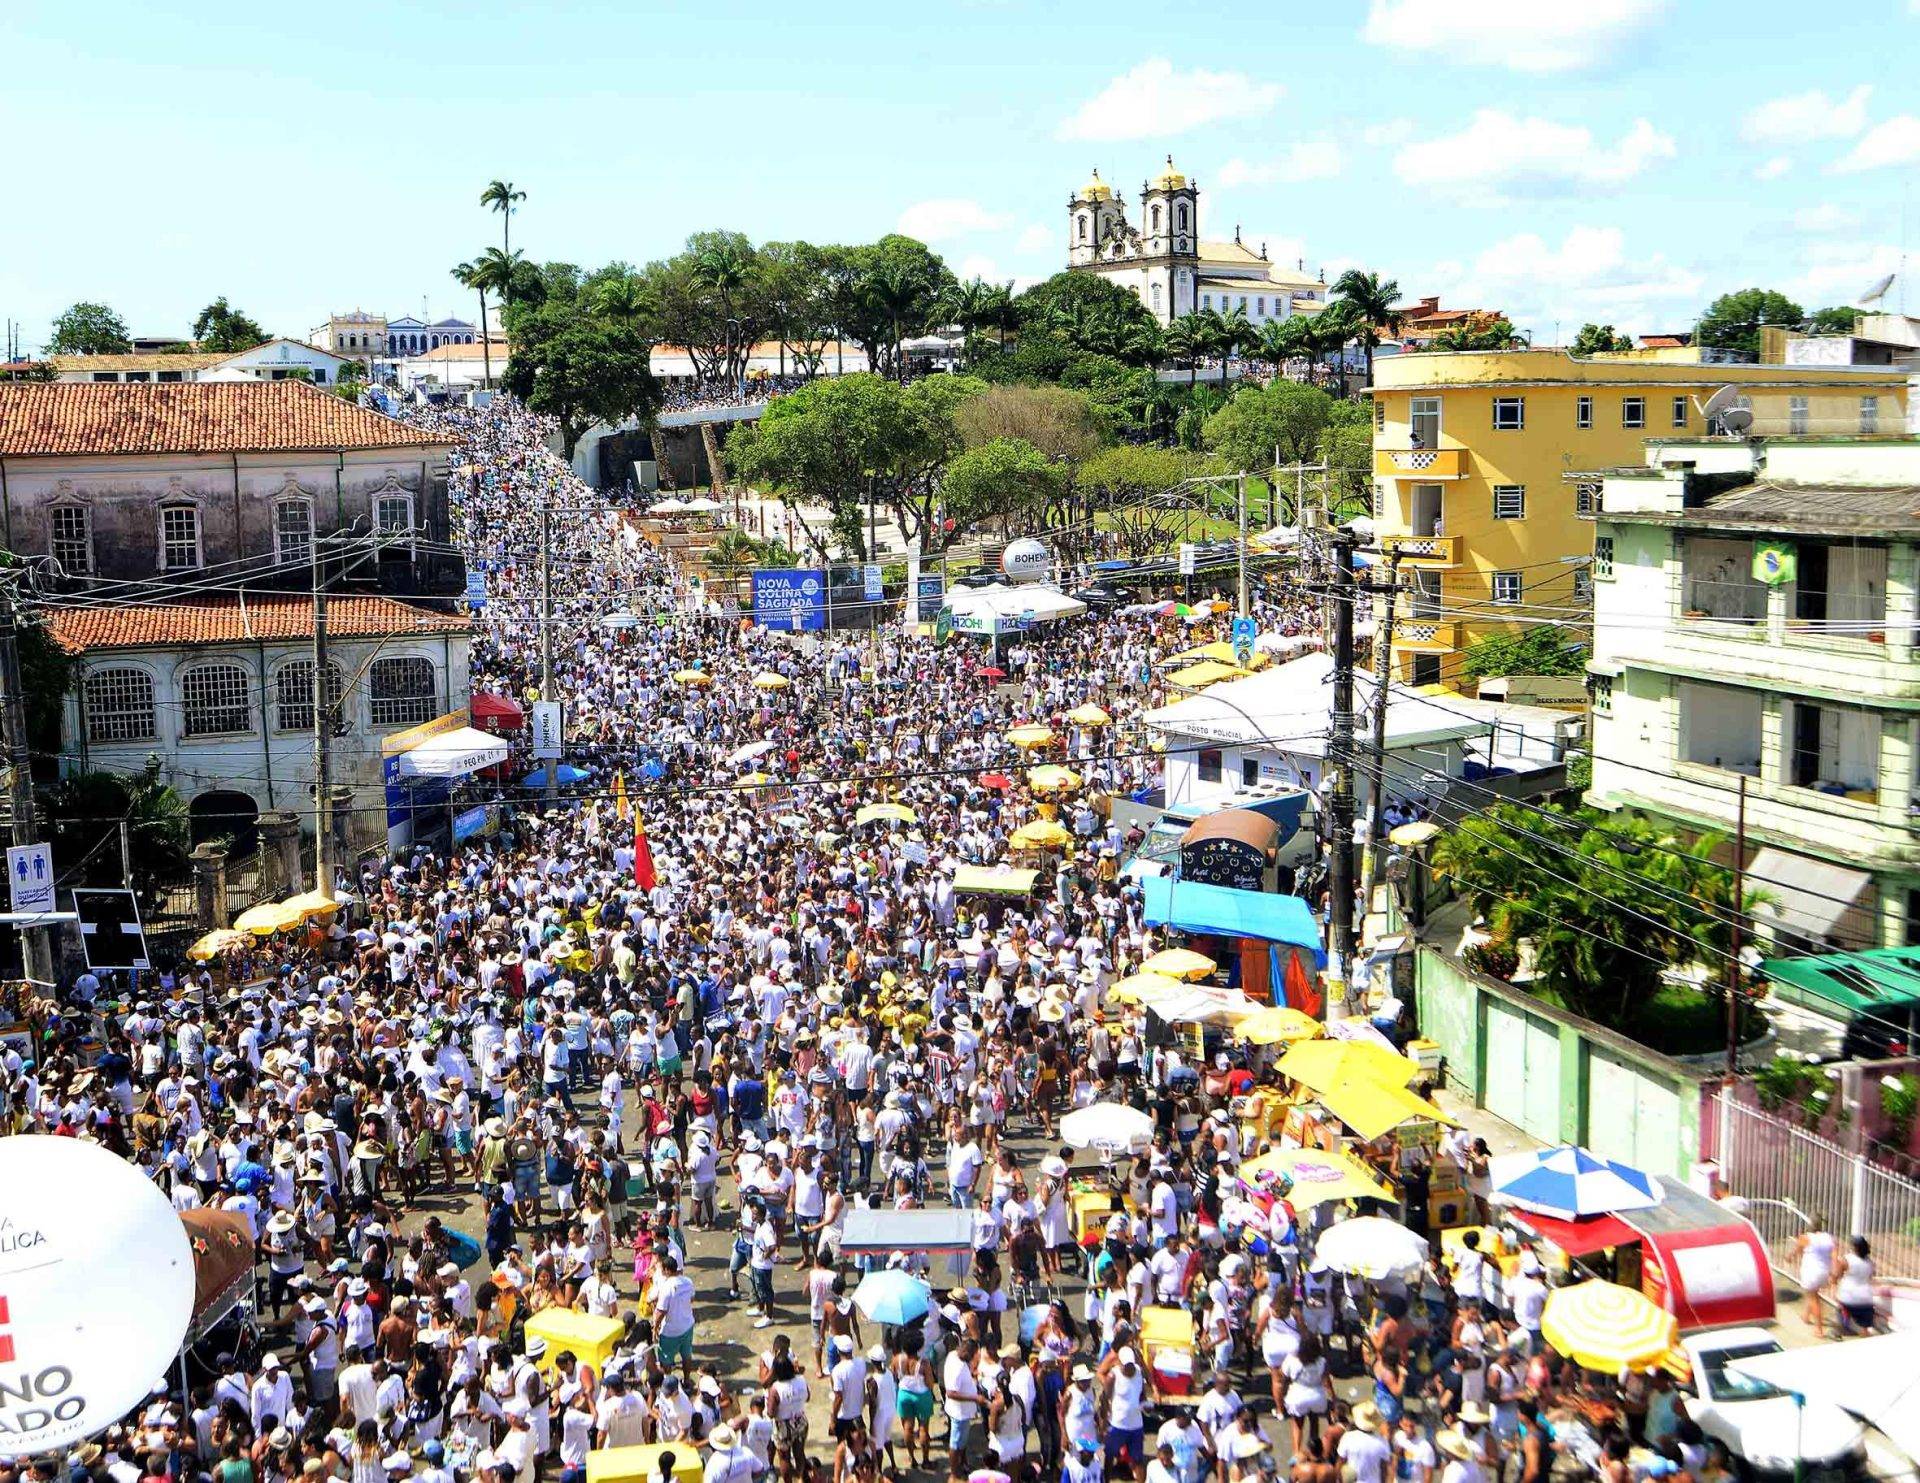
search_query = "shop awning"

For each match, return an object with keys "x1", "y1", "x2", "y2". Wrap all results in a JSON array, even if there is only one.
[
  {"x1": 1746, "y1": 847, "x2": 1872, "y2": 941},
  {"x1": 396, "y1": 725, "x2": 511, "y2": 779},
  {"x1": 470, "y1": 691, "x2": 525, "y2": 731},
  {"x1": 1758, "y1": 944, "x2": 1920, "y2": 1015},
  {"x1": 1141, "y1": 875, "x2": 1324, "y2": 961},
  {"x1": 1511, "y1": 1209, "x2": 1638, "y2": 1258}
]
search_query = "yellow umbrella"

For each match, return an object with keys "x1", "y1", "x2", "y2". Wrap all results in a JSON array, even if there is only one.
[
  {"x1": 751, "y1": 671, "x2": 793, "y2": 690},
  {"x1": 1313, "y1": 1076, "x2": 1457, "y2": 1141},
  {"x1": 855, "y1": 802, "x2": 918, "y2": 826},
  {"x1": 186, "y1": 928, "x2": 250, "y2": 962},
  {"x1": 735, "y1": 770, "x2": 774, "y2": 789},
  {"x1": 671, "y1": 669, "x2": 713, "y2": 686},
  {"x1": 1140, "y1": 947, "x2": 1217, "y2": 981},
  {"x1": 280, "y1": 889, "x2": 343, "y2": 920},
  {"x1": 1275, "y1": 1039, "x2": 1421, "y2": 1095},
  {"x1": 234, "y1": 900, "x2": 309, "y2": 936},
  {"x1": 1541, "y1": 1281, "x2": 1678, "y2": 1373},
  {"x1": 1237, "y1": 1147, "x2": 1395, "y2": 1209},
  {"x1": 1067, "y1": 703, "x2": 1112, "y2": 728},
  {"x1": 1232, "y1": 1005, "x2": 1324, "y2": 1045},
  {"x1": 1010, "y1": 819, "x2": 1075, "y2": 850},
  {"x1": 1006, "y1": 724, "x2": 1056, "y2": 749},
  {"x1": 1027, "y1": 764, "x2": 1084, "y2": 794},
  {"x1": 1166, "y1": 660, "x2": 1251, "y2": 689},
  {"x1": 1108, "y1": 970, "x2": 1186, "y2": 1006}
]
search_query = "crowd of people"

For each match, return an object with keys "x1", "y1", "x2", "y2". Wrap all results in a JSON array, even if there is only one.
[
  {"x1": 656, "y1": 377, "x2": 810, "y2": 416},
  {"x1": 0, "y1": 398, "x2": 1724, "y2": 1483}
]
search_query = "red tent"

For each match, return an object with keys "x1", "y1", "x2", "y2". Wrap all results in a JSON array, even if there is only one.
[{"x1": 470, "y1": 691, "x2": 525, "y2": 735}]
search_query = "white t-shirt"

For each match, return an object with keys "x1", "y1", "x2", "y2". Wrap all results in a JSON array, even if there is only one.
[
  {"x1": 1108, "y1": 1368, "x2": 1146, "y2": 1431},
  {"x1": 943, "y1": 1352, "x2": 981, "y2": 1420},
  {"x1": 1339, "y1": 1430, "x2": 1393, "y2": 1483}
]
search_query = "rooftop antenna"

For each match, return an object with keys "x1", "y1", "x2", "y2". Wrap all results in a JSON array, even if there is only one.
[
  {"x1": 1856, "y1": 272, "x2": 1895, "y2": 309},
  {"x1": 1694, "y1": 383, "x2": 1752, "y2": 437}
]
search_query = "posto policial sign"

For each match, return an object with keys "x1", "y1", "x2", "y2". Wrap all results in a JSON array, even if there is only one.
[{"x1": 0, "y1": 1138, "x2": 197, "y2": 1456}]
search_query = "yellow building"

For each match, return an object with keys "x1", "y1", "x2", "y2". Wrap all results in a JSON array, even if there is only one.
[{"x1": 1367, "y1": 349, "x2": 1910, "y2": 684}]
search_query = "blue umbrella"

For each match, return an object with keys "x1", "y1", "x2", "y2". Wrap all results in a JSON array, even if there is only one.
[
  {"x1": 638, "y1": 759, "x2": 667, "y2": 781},
  {"x1": 1489, "y1": 1145, "x2": 1660, "y2": 1220},
  {"x1": 851, "y1": 1268, "x2": 931, "y2": 1326},
  {"x1": 521, "y1": 764, "x2": 590, "y2": 788}
]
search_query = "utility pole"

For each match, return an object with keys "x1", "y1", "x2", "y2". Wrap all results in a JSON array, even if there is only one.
[
  {"x1": 1726, "y1": 773, "x2": 1748, "y2": 1079},
  {"x1": 1362, "y1": 551, "x2": 1405, "y2": 909},
  {"x1": 1235, "y1": 471, "x2": 1250, "y2": 618},
  {"x1": 310, "y1": 532, "x2": 334, "y2": 899},
  {"x1": 540, "y1": 502, "x2": 557, "y2": 801},
  {"x1": 0, "y1": 585, "x2": 52, "y2": 985},
  {"x1": 1327, "y1": 528, "x2": 1359, "y2": 983}
]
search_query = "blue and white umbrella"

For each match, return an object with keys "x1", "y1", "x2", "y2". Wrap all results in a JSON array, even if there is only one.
[
  {"x1": 851, "y1": 1268, "x2": 931, "y2": 1326},
  {"x1": 1489, "y1": 1145, "x2": 1660, "y2": 1220}
]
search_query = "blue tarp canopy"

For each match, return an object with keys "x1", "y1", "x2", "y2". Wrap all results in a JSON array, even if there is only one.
[{"x1": 1141, "y1": 875, "x2": 1325, "y2": 964}]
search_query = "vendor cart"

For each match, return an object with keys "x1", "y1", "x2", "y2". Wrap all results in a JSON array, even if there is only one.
[{"x1": 1139, "y1": 1305, "x2": 1199, "y2": 1405}]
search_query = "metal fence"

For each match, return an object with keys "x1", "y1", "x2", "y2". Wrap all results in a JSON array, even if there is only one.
[{"x1": 1707, "y1": 1084, "x2": 1920, "y2": 1284}]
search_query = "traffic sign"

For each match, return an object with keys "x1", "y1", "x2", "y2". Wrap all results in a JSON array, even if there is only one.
[
  {"x1": 7, "y1": 843, "x2": 52, "y2": 914},
  {"x1": 71, "y1": 887, "x2": 149, "y2": 970},
  {"x1": 1231, "y1": 615, "x2": 1257, "y2": 666}
]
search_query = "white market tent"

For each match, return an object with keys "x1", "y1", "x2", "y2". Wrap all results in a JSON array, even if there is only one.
[
  {"x1": 1142, "y1": 651, "x2": 1483, "y2": 758},
  {"x1": 395, "y1": 726, "x2": 511, "y2": 779},
  {"x1": 946, "y1": 583, "x2": 1087, "y2": 630}
]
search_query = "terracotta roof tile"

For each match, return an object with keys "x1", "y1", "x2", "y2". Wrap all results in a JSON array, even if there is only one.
[
  {"x1": 48, "y1": 595, "x2": 469, "y2": 653},
  {"x1": 0, "y1": 381, "x2": 448, "y2": 457},
  {"x1": 47, "y1": 351, "x2": 230, "y2": 373}
]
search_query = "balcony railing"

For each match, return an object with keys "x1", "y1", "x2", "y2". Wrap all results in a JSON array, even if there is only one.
[
  {"x1": 1373, "y1": 447, "x2": 1468, "y2": 480},
  {"x1": 1382, "y1": 533, "x2": 1461, "y2": 568},
  {"x1": 1395, "y1": 618, "x2": 1461, "y2": 653}
]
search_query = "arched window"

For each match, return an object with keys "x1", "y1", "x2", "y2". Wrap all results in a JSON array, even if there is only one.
[
  {"x1": 1176, "y1": 205, "x2": 1188, "y2": 232},
  {"x1": 1151, "y1": 204, "x2": 1162, "y2": 233},
  {"x1": 1077, "y1": 214, "x2": 1089, "y2": 242},
  {"x1": 180, "y1": 663, "x2": 252, "y2": 737},
  {"x1": 274, "y1": 660, "x2": 345, "y2": 733},
  {"x1": 85, "y1": 667, "x2": 155, "y2": 743},
  {"x1": 1151, "y1": 283, "x2": 1163, "y2": 313},
  {"x1": 370, "y1": 656, "x2": 436, "y2": 727}
]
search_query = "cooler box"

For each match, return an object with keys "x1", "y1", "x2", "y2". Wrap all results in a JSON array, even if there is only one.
[
  {"x1": 587, "y1": 1445, "x2": 703, "y2": 1483},
  {"x1": 1408, "y1": 1039, "x2": 1444, "y2": 1076},
  {"x1": 524, "y1": 1308, "x2": 625, "y2": 1376},
  {"x1": 1140, "y1": 1305, "x2": 1195, "y2": 1399}
]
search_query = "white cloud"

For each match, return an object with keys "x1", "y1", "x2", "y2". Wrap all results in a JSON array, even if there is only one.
[
  {"x1": 1785, "y1": 241, "x2": 1902, "y2": 305},
  {"x1": 1216, "y1": 143, "x2": 1343, "y2": 186},
  {"x1": 1057, "y1": 58, "x2": 1281, "y2": 142},
  {"x1": 1362, "y1": 118, "x2": 1416, "y2": 148},
  {"x1": 956, "y1": 254, "x2": 1003, "y2": 285},
  {"x1": 1831, "y1": 115, "x2": 1920, "y2": 173},
  {"x1": 1430, "y1": 225, "x2": 1702, "y2": 339},
  {"x1": 1754, "y1": 155, "x2": 1793, "y2": 181},
  {"x1": 1361, "y1": 0, "x2": 1666, "y2": 72},
  {"x1": 895, "y1": 198, "x2": 1012, "y2": 241},
  {"x1": 1394, "y1": 111, "x2": 1675, "y2": 206},
  {"x1": 1792, "y1": 203, "x2": 1857, "y2": 234},
  {"x1": 1741, "y1": 85, "x2": 1871, "y2": 144},
  {"x1": 1015, "y1": 224, "x2": 1054, "y2": 255}
]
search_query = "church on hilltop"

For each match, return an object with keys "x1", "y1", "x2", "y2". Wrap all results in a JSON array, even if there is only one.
[{"x1": 1067, "y1": 159, "x2": 1329, "y2": 328}]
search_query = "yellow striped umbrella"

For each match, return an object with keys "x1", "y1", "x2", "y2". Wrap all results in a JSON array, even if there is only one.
[
  {"x1": 187, "y1": 928, "x2": 250, "y2": 961},
  {"x1": 1027, "y1": 764, "x2": 1084, "y2": 794},
  {"x1": 1006, "y1": 724, "x2": 1056, "y2": 749},
  {"x1": 1541, "y1": 1280, "x2": 1678, "y2": 1373},
  {"x1": 1067, "y1": 704, "x2": 1112, "y2": 727},
  {"x1": 671, "y1": 669, "x2": 713, "y2": 686},
  {"x1": 751, "y1": 671, "x2": 792, "y2": 690},
  {"x1": 1231, "y1": 1005, "x2": 1324, "y2": 1045},
  {"x1": 1140, "y1": 948, "x2": 1216, "y2": 981},
  {"x1": 1009, "y1": 819, "x2": 1074, "y2": 850},
  {"x1": 1108, "y1": 970, "x2": 1186, "y2": 1006},
  {"x1": 855, "y1": 802, "x2": 918, "y2": 826}
]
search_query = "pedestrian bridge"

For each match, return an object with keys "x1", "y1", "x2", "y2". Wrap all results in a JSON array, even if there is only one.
[{"x1": 654, "y1": 402, "x2": 768, "y2": 429}]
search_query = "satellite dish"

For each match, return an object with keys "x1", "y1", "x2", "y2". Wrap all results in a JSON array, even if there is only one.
[
  {"x1": 1857, "y1": 272, "x2": 1895, "y2": 307},
  {"x1": 1719, "y1": 406, "x2": 1754, "y2": 434},
  {"x1": 1696, "y1": 384, "x2": 1742, "y2": 419}
]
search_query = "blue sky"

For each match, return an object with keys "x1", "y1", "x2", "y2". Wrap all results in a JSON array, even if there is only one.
[{"x1": 4, "y1": 0, "x2": 1916, "y2": 352}]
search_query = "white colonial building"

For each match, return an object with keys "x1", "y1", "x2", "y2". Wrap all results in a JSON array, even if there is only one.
[
  {"x1": 50, "y1": 339, "x2": 352, "y2": 386},
  {"x1": 1066, "y1": 160, "x2": 1329, "y2": 326}
]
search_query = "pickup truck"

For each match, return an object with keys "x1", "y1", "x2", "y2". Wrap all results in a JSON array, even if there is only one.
[{"x1": 1679, "y1": 1329, "x2": 1865, "y2": 1481}]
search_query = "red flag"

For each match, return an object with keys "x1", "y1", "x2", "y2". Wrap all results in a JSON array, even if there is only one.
[{"x1": 632, "y1": 812, "x2": 657, "y2": 892}]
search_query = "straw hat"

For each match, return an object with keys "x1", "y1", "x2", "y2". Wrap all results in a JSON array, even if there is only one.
[
  {"x1": 353, "y1": 1140, "x2": 386, "y2": 1161},
  {"x1": 1351, "y1": 1402, "x2": 1383, "y2": 1431},
  {"x1": 709, "y1": 1424, "x2": 737, "y2": 1449},
  {"x1": 1436, "y1": 1432, "x2": 1476, "y2": 1463}
]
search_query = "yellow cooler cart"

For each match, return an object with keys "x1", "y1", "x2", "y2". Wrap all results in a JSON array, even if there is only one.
[
  {"x1": 587, "y1": 1445, "x2": 704, "y2": 1483},
  {"x1": 523, "y1": 1308, "x2": 625, "y2": 1377}
]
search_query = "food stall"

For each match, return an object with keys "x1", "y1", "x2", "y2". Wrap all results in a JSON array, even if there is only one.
[{"x1": 1506, "y1": 1176, "x2": 1775, "y2": 1331}]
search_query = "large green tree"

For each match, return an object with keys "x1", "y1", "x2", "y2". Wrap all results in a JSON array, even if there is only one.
[
  {"x1": 1570, "y1": 323, "x2": 1634, "y2": 355},
  {"x1": 47, "y1": 302, "x2": 130, "y2": 356},
  {"x1": 826, "y1": 235, "x2": 954, "y2": 381},
  {"x1": 501, "y1": 264, "x2": 659, "y2": 458},
  {"x1": 941, "y1": 437, "x2": 1068, "y2": 531},
  {"x1": 760, "y1": 240, "x2": 836, "y2": 377},
  {"x1": 1460, "y1": 626, "x2": 1588, "y2": 682},
  {"x1": 1074, "y1": 445, "x2": 1222, "y2": 556},
  {"x1": 1696, "y1": 287, "x2": 1804, "y2": 358},
  {"x1": 192, "y1": 297, "x2": 267, "y2": 353},
  {"x1": 37, "y1": 758, "x2": 189, "y2": 905},
  {"x1": 1203, "y1": 379, "x2": 1337, "y2": 470},
  {"x1": 953, "y1": 383, "x2": 1107, "y2": 466}
]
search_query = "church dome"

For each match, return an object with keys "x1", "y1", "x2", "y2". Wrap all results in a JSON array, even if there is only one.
[
  {"x1": 1079, "y1": 168, "x2": 1113, "y2": 201},
  {"x1": 1153, "y1": 155, "x2": 1188, "y2": 190}
]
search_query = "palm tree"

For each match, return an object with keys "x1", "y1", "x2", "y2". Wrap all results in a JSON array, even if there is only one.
[
  {"x1": 1254, "y1": 316, "x2": 1309, "y2": 373},
  {"x1": 1116, "y1": 318, "x2": 1164, "y2": 368},
  {"x1": 1163, "y1": 313, "x2": 1206, "y2": 389},
  {"x1": 860, "y1": 260, "x2": 934, "y2": 381},
  {"x1": 939, "y1": 278, "x2": 992, "y2": 367},
  {"x1": 480, "y1": 180, "x2": 526, "y2": 261},
  {"x1": 450, "y1": 260, "x2": 493, "y2": 390},
  {"x1": 982, "y1": 282, "x2": 1016, "y2": 352},
  {"x1": 1331, "y1": 269, "x2": 1403, "y2": 385}
]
